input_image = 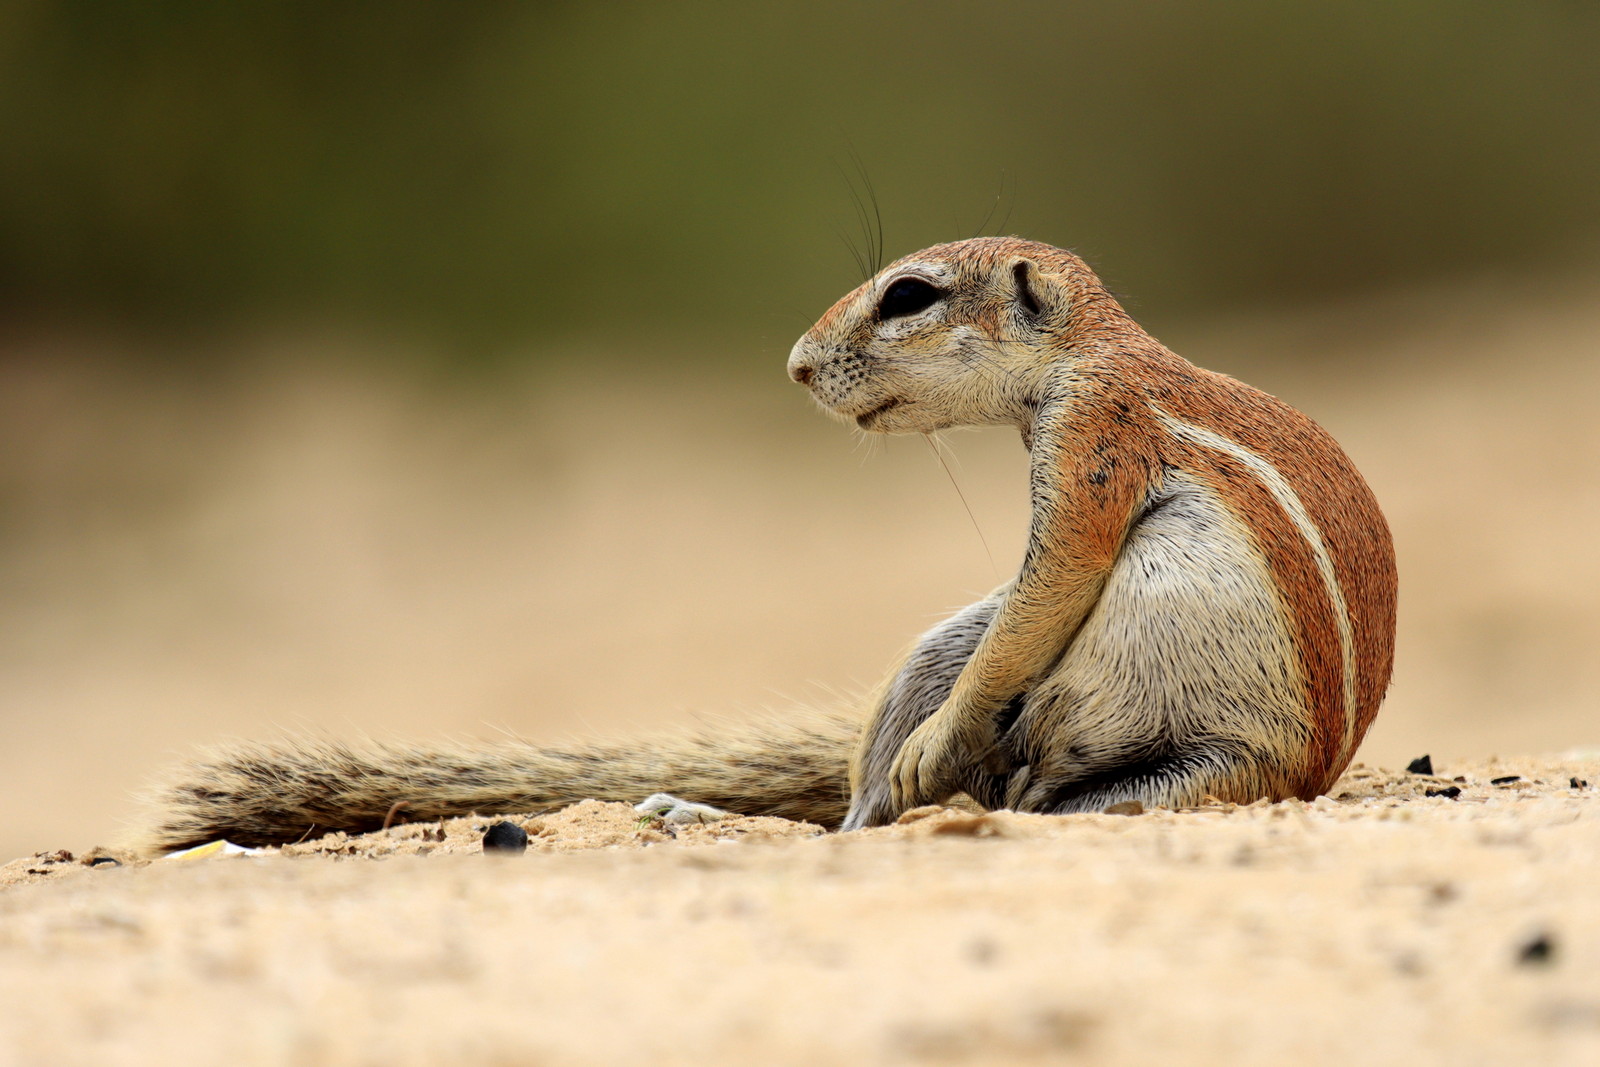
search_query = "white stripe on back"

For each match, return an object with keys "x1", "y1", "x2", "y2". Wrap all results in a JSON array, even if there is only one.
[{"x1": 1152, "y1": 406, "x2": 1358, "y2": 768}]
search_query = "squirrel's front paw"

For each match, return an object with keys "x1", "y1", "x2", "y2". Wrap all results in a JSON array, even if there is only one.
[{"x1": 888, "y1": 716, "x2": 975, "y2": 813}]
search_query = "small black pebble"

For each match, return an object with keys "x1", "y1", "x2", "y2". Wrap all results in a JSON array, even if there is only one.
[
  {"x1": 87, "y1": 857, "x2": 122, "y2": 868},
  {"x1": 1453, "y1": 776, "x2": 1466, "y2": 783},
  {"x1": 1491, "y1": 775, "x2": 1521, "y2": 786},
  {"x1": 1518, "y1": 933, "x2": 1555, "y2": 966},
  {"x1": 1406, "y1": 755, "x2": 1434, "y2": 775},
  {"x1": 482, "y1": 821, "x2": 529, "y2": 854},
  {"x1": 1571, "y1": 778, "x2": 1589, "y2": 789},
  {"x1": 1424, "y1": 786, "x2": 1461, "y2": 799}
]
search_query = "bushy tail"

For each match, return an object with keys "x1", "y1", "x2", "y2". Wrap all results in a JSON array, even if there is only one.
[{"x1": 134, "y1": 713, "x2": 861, "y2": 853}]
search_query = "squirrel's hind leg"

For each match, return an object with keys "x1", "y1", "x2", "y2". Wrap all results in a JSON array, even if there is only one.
[{"x1": 1002, "y1": 744, "x2": 1271, "y2": 814}]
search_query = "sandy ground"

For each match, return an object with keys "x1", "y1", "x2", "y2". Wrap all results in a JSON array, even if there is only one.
[
  {"x1": 2, "y1": 270, "x2": 1598, "y2": 1063},
  {"x1": 2, "y1": 757, "x2": 1597, "y2": 1065}
]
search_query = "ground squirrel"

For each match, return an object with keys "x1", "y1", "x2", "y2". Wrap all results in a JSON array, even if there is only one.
[{"x1": 135, "y1": 236, "x2": 1396, "y2": 852}]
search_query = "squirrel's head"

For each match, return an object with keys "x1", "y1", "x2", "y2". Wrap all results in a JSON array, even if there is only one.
[{"x1": 788, "y1": 237, "x2": 1111, "y2": 434}]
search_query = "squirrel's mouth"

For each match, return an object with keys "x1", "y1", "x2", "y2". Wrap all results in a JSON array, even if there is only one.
[{"x1": 854, "y1": 396, "x2": 904, "y2": 429}]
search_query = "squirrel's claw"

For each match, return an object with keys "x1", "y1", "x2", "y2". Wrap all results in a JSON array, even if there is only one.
[{"x1": 887, "y1": 715, "x2": 969, "y2": 813}]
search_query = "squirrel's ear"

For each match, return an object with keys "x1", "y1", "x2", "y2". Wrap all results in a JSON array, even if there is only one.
[{"x1": 1010, "y1": 259, "x2": 1070, "y2": 325}]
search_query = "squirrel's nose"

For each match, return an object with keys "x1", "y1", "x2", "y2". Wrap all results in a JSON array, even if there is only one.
[{"x1": 787, "y1": 338, "x2": 820, "y2": 386}]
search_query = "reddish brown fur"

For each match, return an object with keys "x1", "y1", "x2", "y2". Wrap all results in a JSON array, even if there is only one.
[
  {"x1": 1144, "y1": 355, "x2": 1396, "y2": 792},
  {"x1": 797, "y1": 236, "x2": 1397, "y2": 819},
  {"x1": 1015, "y1": 349, "x2": 1372, "y2": 799},
  {"x1": 998, "y1": 251, "x2": 1396, "y2": 797},
  {"x1": 1174, "y1": 438, "x2": 1345, "y2": 792}
]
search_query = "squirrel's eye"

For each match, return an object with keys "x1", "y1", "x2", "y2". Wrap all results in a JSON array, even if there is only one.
[{"x1": 878, "y1": 278, "x2": 941, "y2": 321}]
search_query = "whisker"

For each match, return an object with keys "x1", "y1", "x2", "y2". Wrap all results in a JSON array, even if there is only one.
[
  {"x1": 925, "y1": 433, "x2": 999, "y2": 581},
  {"x1": 928, "y1": 430, "x2": 969, "y2": 475},
  {"x1": 844, "y1": 144, "x2": 885, "y2": 275},
  {"x1": 832, "y1": 157, "x2": 878, "y2": 281},
  {"x1": 993, "y1": 172, "x2": 1016, "y2": 237},
  {"x1": 969, "y1": 170, "x2": 1017, "y2": 240},
  {"x1": 973, "y1": 170, "x2": 1003, "y2": 239},
  {"x1": 946, "y1": 333, "x2": 1032, "y2": 395},
  {"x1": 836, "y1": 226, "x2": 868, "y2": 281},
  {"x1": 852, "y1": 429, "x2": 884, "y2": 465}
]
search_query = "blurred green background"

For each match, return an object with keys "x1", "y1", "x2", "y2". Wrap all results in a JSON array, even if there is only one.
[{"x1": 3, "y1": 0, "x2": 1597, "y2": 363}]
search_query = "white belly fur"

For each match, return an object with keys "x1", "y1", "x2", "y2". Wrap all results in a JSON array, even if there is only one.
[{"x1": 1014, "y1": 473, "x2": 1311, "y2": 797}]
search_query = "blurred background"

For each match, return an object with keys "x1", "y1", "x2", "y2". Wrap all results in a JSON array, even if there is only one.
[{"x1": 2, "y1": 1, "x2": 1597, "y2": 859}]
